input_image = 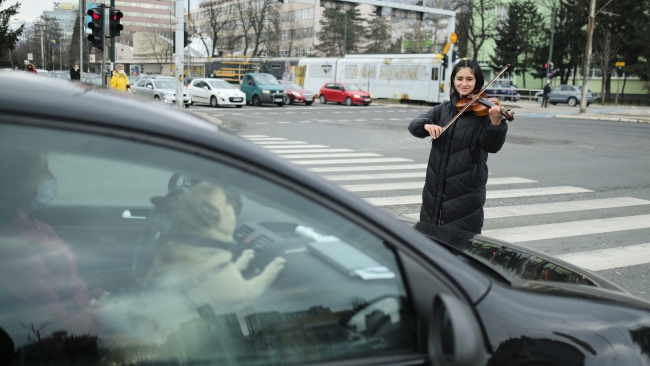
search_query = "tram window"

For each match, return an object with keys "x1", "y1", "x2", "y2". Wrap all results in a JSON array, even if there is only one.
[{"x1": 432, "y1": 68, "x2": 439, "y2": 81}]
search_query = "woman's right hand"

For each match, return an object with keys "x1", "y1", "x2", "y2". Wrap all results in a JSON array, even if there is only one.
[{"x1": 424, "y1": 124, "x2": 443, "y2": 140}]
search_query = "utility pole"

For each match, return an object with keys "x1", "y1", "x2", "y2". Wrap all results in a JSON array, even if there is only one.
[
  {"x1": 110, "y1": 0, "x2": 116, "y2": 64},
  {"x1": 579, "y1": 0, "x2": 596, "y2": 113},
  {"x1": 40, "y1": 28, "x2": 44, "y2": 69},
  {"x1": 545, "y1": 0, "x2": 556, "y2": 85},
  {"x1": 101, "y1": 4, "x2": 107, "y2": 85},
  {"x1": 79, "y1": 0, "x2": 85, "y2": 75},
  {"x1": 175, "y1": 0, "x2": 185, "y2": 107}
]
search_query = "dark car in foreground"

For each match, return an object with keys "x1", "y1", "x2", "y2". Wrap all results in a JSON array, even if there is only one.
[
  {"x1": 279, "y1": 80, "x2": 315, "y2": 105},
  {"x1": 535, "y1": 84, "x2": 595, "y2": 106},
  {"x1": 1, "y1": 73, "x2": 650, "y2": 366}
]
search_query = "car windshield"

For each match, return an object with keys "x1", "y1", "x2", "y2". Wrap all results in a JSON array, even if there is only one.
[
  {"x1": 153, "y1": 81, "x2": 175, "y2": 89},
  {"x1": 345, "y1": 84, "x2": 362, "y2": 91},
  {"x1": 207, "y1": 80, "x2": 237, "y2": 89},
  {"x1": 253, "y1": 74, "x2": 279, "y2": 85}
]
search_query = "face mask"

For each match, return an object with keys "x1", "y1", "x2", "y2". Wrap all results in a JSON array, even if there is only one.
[
  {"x1": 31, "y1": 179, "x2": 58, "y2": 210},
  {"x1": 74, "y1": 67, "x2": 79, "y2": 70},
  {"x1": 118, "y1": 70, "x2": 125, "y2": 74}
]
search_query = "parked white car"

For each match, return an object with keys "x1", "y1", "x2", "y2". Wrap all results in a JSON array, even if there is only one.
[
  {"x1": 187, "y1": 78, "x2": 245, "y2": 108},
  {"x1": 132, "y1": 79, "x2": 191, "y2": 106}
]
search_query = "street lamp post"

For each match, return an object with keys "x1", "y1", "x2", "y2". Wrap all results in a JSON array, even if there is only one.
[{"x1": 545, "y1": 0, "x2": 556, "y2": 85}]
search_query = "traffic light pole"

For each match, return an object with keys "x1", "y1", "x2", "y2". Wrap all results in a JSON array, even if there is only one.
[
  {"x1": 546, "y1": 0, "x2": 556, "y2": 85},
  {"x1": 174, "y1": 0, "x2": 185, "y2": 108},
  {"x1": 110, "y1": 0, "x2": 116, "y2": 63},
  {"x1": 101, "y1": 4, "x2": 107, "y2": 86}
]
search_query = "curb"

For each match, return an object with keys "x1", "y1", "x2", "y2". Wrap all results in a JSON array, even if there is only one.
[{"x1": 554, "y1": 114, "x2": 650, "y2": 123}]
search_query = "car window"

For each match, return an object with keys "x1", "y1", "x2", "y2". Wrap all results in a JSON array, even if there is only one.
[
  {"x1": 137, "y1": 80, "x2": 147, "y2": 87},
  {"x1": 325, "y1": 83, "x2": 335, "y2": 89},
  {"x1": 145, "y1": 81, "x2": 153, "y2": 88},
  {"x1": 153, "y1": 81, "x2": 175, "y2": 89},
  {"x1": 252, "y1": 74, "x2": 279, "y2": 85},
  {"x1": 551, "y1": 86, "x2": 561, "y2": 92},
  {"x1": 562, "y1": 86, "x2": 574, "y2": 91},
  {"x1": 207, "y1": 80, "x2": 237, "y2": 89},
  {"x1": 0, "y1": 122, "x2": 416, "y2": 365}
]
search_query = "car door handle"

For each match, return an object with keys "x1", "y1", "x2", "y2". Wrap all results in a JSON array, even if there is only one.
[{"x1": 122, "y1": 209, "x2": 147, "y2": 220}]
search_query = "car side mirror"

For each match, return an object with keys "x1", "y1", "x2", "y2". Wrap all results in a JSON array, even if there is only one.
[
  {"x1": 429, "y1": 293, "x2": 489, "y2": 366},
  {"x1": 147, "y1": 85, "x2": 152, "y2": 89},
  {"x1": 203, "y1": 86, "x2": 209, "y2": 90}
]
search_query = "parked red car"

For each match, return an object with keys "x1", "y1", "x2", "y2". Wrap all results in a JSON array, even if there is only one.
[
  {"x1": 319, "y1": 82, "x2": 372, "y2": 106},
  {"x1": 279, "y1": 81, "x2": 314, "y2": 105}
]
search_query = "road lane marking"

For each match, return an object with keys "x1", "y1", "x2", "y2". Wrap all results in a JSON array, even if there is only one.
[
  {"x1": 246, "y1": 137, "x2": 287, "y2": 141},
  {"x1": 253, "y1": 141, "x2": 307, "y2": 145},
  {"x1": 256, "y1": 122, "x2": 269, "y2": 125},
  {"x1": 404, "y1": 197, "x2": 650, "y2": 220},
  {"x1": 325, "y1": 172, "x2": 426, "y2": 181},
  {"x1": 483, "y1": 214, "x2": 650, "y2": 243},
  {"x1": 285, "y1": 153, "x2": 381, "y2": 159},
  {"x1": 555, "y1": 243, "x2": 650, "y2": 271},
  {"x1": 262, "y1": 144, "x2": 329, "y2": 149},
  {"x1": 310, "y1": 164, "x2": 427, "y2": 172},
  {"x1": 342, "y1": 182, "x2": 423, "y2": 192},
  {"x1": 366, "y1": 186, "x2": 592, "y2": 206},
  {"x1": 272, "y1": 149, "x2": 354, "y2": 153},
  {"x1": 241, "y1": 135, "x2": 268, "y2": 138},
  {"x1": 293, "y1": 158, "x2": 413, "y2": 165}
]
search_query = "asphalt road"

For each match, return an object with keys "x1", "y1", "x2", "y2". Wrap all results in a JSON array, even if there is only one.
[{"x1": 188, "y1": 101, "x2": 650, "y2": 300}]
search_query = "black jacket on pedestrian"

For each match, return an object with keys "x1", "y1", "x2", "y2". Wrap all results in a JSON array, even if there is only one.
[
  {"x1": 70, "y1": 67, "x2": 80, "y2": 81},
  {"x1": 408, "y1": 94, "x2": 508, "y2": 233},
  {"x1": 543, "y1": 84, "x2": 551, "y2": 97}
]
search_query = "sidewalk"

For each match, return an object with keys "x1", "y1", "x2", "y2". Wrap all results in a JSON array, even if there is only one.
[{"x1": 501, "y1": 100, "x2": 650, "y2": 123}]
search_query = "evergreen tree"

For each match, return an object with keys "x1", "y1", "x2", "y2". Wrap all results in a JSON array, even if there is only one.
[
  {"x1": 0, "y1": 0, "x2": 24, "y2": 62},
  {"x1": 315, "y1": 6, "x2": 364, "y2": 57},
  {"x1": 364, "y1": 12, "x2": 391, "y2": 54}
]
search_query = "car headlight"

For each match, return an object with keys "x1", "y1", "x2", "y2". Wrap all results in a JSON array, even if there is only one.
[
  {"x1": 369, "y1": 94, "x2": 373, "y2": 98},
  {"x1": 261, "y1": 89, "x2": 270, "y2": 94},
  {"x1": 218, "y1": 92, "x2": 227, "y2": 97},
  {"x1": 292, "y1": 92, "x2": 301, "y2": 97},
  {"x1": 353, "y1": 94, "x2": 361, "y2": 98}
]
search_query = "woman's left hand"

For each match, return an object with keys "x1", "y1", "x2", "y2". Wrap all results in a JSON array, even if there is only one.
[{"x1": 489, "y1": 106, "x2": 502, "y2": 126}]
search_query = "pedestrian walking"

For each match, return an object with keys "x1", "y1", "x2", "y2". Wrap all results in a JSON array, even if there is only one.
[
  {"x1": 110, "y1": 64, "x2": 131, "y2": 92},
  {"x1": 25, "y1": 63, "x2": 37, "y2": 74},
  {"x1": 408, "y1": 59, "x2": 509, "y2": 234},
  {"x1": 69, "y1": 62, "x2": 81, "y2": 81},
  {"x1": 282, "y1": 61, "x2": 295, "y2": 82},
  {"x1": 541, "y1": 83, "x2": 551, "y2": 108}
]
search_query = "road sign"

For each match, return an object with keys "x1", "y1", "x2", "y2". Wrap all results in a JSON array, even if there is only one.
[
  {"x1": 27, "y1": 53, "x2": 33, "y2": 60},
  {"x1": 615, "y1": 61, "x2": 625, "y2": 67}
]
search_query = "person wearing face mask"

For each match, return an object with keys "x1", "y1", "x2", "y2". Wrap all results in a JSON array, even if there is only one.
[
  {"x1": 0, "y1": 150, "x2": 106, "y2": 339},
  {"x1": 110, "y1": 64, "x2": 131, "y2": 92},
  {"x1": 408, "y1": 59, "x2": 508, "y2": 234},
  {"x1": 69, "y1": 61, "x2": 81, "y2": 81}
]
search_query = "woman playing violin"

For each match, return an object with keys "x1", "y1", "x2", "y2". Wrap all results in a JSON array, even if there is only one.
[{"x1": 408, "y1": 59, "x2": 509, "y2": 234}]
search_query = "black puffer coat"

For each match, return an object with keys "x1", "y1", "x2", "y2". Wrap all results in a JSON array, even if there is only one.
[{"x1": 408, "y1": 94, "x2": 508, "y2": 233}]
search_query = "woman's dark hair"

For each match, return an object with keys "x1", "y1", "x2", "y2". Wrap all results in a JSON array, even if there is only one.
[
  {"x1": 449, "y1": 59, "x2": 485, "y2": 99},
  {"x1": 0, "y1": 150, "x2": 41, "y2": 222}
]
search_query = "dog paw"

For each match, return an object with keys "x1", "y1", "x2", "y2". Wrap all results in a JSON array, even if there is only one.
[
  {"x1": 263, "y1": 257, "x2": 286, "y2": 280},
  {"x1": 235, "y1": 249, "x2": 255, "y2": 271}
]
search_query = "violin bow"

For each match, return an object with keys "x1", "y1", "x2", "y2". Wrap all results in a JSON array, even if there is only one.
[{"x1": 433, "y1": 64, "x2": 511, "y2": 140}]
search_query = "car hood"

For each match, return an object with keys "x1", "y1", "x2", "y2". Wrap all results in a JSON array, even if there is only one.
[
  {"x1": 286, "y1": 87, "x2": 312, "y2": 94},
  {"x1": 213, "y1": 89, "x2": 244, "y2": 96},
  {"x1": 257, "y1": 84, "x2": 285, "y2": 91},
  {"x1": 348, "y1": 90, "x2": 370, "y2": 96},
  {"x1": 155, "y1": 88, "x2": 187, "y2": 95},
  {"x1": 413, "y1": 222, "x2": 626, "y2": 293}
]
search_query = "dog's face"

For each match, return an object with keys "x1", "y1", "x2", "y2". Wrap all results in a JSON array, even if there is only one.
[{"x1": 170, "y1": 182, "x2": 237, "y2": 243}]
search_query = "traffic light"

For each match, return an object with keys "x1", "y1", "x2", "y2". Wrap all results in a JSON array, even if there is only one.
[
  {"x1": 184, "y1": 31, "x2": 190, "y2": 47},
  {"x1": 109, "y1": 8, "x2": 123, "y2": 37},
  {"x1": 441, "y1": 55, "x2": 448, "y2": 69},
  {"x1": 87, "y1": 7, "x2": 104, "y2": 49}
]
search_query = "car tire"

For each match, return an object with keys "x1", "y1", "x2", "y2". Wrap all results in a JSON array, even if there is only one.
[
  {"x1": 184, "y1": 103, "x2": 190, "y2": 108},
  {"x1": 236, "y1": 105, "x2": 243, "y2": 108},
  {"x1": 284, "y1": 94, "x2": 291, "y2": 105},
  {"x1": 154, "y1": 95, "x2": 161, "y2": 101},
  {"x1": 210, "y1": 96, "x2": 218, "y2": 108},
  {"x1": 345, "y1": 97, "x2": 353, "y2": 106},
  {"x1": 568, "y1": 97, "x2": 578, "y2": 107},
  {"x1": 319, "y1": 95, "x2": 327, "y2": 104},
  {"x1": 363, "y1": 104, "x2": 370, "y2": 106},
  {"x1": 305, "y1": 101, "x2": 313, "y2": 106},
  {"x1": 276, "y1": 102, "x2": 284, "y2": 107},
  {"x1": 252, "y1": 95, "x2": 262, "y2": 107},
  {"x1": 551, "y1": 102, "x2": 557, "y2": 105}
]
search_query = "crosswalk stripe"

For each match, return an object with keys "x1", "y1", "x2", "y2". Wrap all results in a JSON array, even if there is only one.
[
  {"x1": 325, "y1": 172, "x2": 426, "y2": 181},
  {"x1": 285, "y1": 153, "x2": 382, "y2": 159},
  {"x1": 309, "y1": 164, "x2": 428, "y2": 172},
  {"x1": 293, "y1": 158, "x2": 413, "y2": 165},
  {"x1": 405, "y1": 197, "x2": 650, "y2": 220},
  {"x1": 271, "y1": 149, "x2": 354, "y2": 153},
  {"x1": 246, "y1": 137, "x2": 287, "y2": 141},
  {"x1": 342, "y1": 182, "x2": 423, "y2": 192},
  {"x1": 240, "y1": 135, "x2": 268, "y2": 138},
  {"x1": 365, "y1": 186, "x2": 592, "y2": 206},
  {"x1": 262, "y1": 145, "x2": 329, "y2": 149},
  {"x1": 482, "y1": 214, "x2": 650, "y2": 243},
  {"x1": 555, "y1": 243, "x2": 650, "y2": 271},
  {"x1": 253, "y1": 141, "x2": 307, "y2": 145}
]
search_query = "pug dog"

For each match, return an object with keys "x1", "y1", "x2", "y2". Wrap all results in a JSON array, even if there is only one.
[{"x1": 147, "y1": 182, "x2": 286, "y2": 313}]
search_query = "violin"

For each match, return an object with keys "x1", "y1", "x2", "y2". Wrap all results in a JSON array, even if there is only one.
[
  {"x1": 436, "y1": 64, "x2": 514, "y2": 138},
  {"x1": 456, "y1": 91, "x2": 515, "y2": 121}
]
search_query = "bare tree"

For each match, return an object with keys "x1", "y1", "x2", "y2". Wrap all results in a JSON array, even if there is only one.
[
  {"x1": 455, "y1": 0, "x2": 496, "y2": 60},
  {"x1": 594, "y1": 29, "x2": 620, "y2": 104},
  {"x1": 241, "y1": 0, "x2": 276, "y2": 56},
  {"x1": 135, "y1": 29, "x2": 172, "y2": 65},
  {"x1": 264, "y1": 8, "x2": 300, "y2": 56},
  {"x1": 235, "y1": 1, "x2": 254, "y2": 55},
  {"x1": 197, "y1": 0, "x2": 234, "y2": 57}
]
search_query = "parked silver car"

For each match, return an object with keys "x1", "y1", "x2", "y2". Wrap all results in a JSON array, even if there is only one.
[
  {"x1": 132, "y1": 78, "x2": 191, "y2": 106},
  {"x1": 535, "y1": 85, "x2": 594, "y2": 107}
]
